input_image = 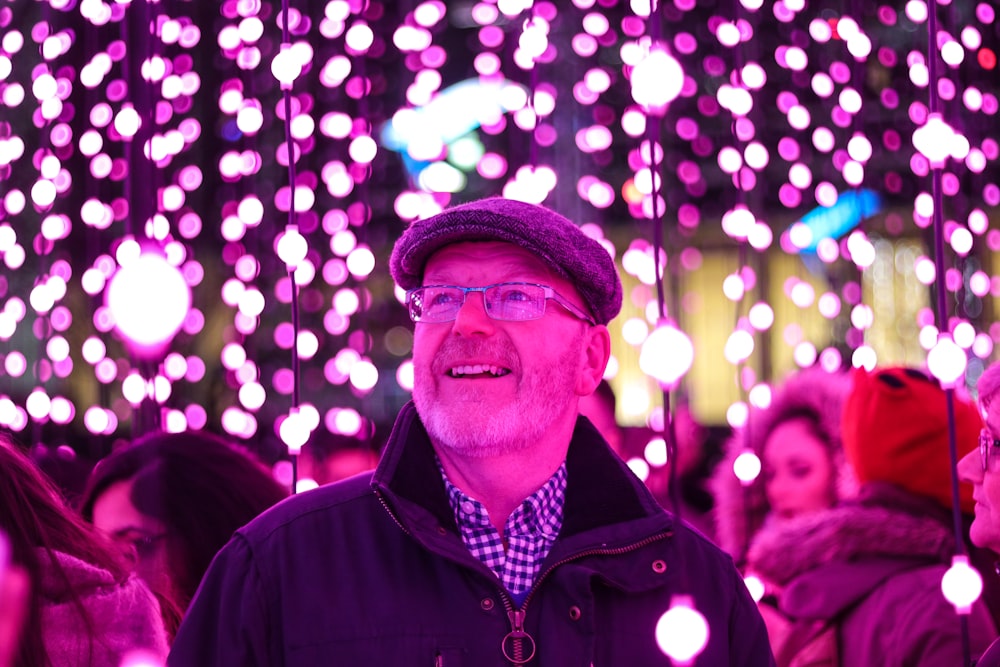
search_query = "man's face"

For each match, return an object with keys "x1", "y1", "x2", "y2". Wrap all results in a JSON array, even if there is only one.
[
  {"x1": 960, "y1": 397, "x2": 1000, "y2": 553},
  {"x1": 411, "y1": 241, "x2": 598, "y2": 458}
]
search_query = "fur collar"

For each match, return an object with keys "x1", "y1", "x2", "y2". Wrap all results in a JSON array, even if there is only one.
[{"x1": 746, "y1": 483, "x2": 954, "y2": 587}]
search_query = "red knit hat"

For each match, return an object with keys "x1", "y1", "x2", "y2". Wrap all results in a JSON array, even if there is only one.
[{"x1": 841, "y1": 366, "x2": 981, "y2": 514}]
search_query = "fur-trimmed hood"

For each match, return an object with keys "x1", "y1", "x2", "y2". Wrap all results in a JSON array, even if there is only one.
[
  {"x1": 746, "y1": 482, "x2": 954, "y2": 590},
  {"x1": 711, "y1": 367, "x2": 855, "y2": 562},
  {"x1": 40, "y1": 550, "x2": 169, "y2": 667},
  {"x1": 744, "y1": 484, "x2": 999, "y2": 665}
]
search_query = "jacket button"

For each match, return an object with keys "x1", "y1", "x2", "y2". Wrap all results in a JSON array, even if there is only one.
[
  {"x1": 568, "y1": 606, "x2": 582, "y2": 621},
  {"x1": 481, "y1": 598, "x2": 495, "y2": 611},
  {"x1": 651, "y1": 560, "x2": 667, "y2": 573}
]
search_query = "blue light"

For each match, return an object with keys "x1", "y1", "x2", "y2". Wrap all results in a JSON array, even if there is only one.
[{"x1": 794, "y1": 189, "x2": 883, "y2": 253}]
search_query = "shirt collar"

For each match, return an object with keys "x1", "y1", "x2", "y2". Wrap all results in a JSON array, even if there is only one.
[{"x1": 439, "y1": 458, "x2": 567, "y2": 539}]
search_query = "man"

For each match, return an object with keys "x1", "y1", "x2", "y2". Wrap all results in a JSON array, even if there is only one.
[
  {"x1": 959, "y1": 361, "x2": 1000, "y2": 666},
  {"x1": 168, "y1": 198, "x2": 774, "y2": 665}
]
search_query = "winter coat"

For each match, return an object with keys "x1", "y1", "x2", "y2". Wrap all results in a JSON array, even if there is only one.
[
  {"x1": 746, "y1": 483, "x2": 997, "y2": 666},
  {"x1": 169, "y1": 401, "x2": 775, "y2": 666},
  {"x1": 712, "y1": 367, "x2": 855, "y2": 563},
  {"x1": 40, "y1": 550, "x2": 169, "y2": 667}
]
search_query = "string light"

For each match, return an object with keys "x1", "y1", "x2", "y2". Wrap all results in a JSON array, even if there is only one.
[
  {"x1": 942, "y1": 555, "x2": 984, "y2": 615},
  {"x1": 655, "y1": 596, "x2": 710, "y2": 665}
]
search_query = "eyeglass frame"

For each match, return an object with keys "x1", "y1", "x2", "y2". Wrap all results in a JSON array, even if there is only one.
[
  {"x1": 404, "y1": 282, "x2": 596, "y2": 326},
  {"x1": 980, "y1": 427, "x2": 1000, "y2": 473}
]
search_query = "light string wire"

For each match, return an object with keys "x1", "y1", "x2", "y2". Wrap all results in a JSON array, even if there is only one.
[
  {"x1": 725, "y1": 0, "x2": 756, "y2": 567},
  {"x1": 278, "y1": 0, "x2": 302, "y2": 492},
  {"x1": 849, "y1": 0, "x2": 868, "y2": 364},
  {"x1": 125, "y1": 0, "x2": 160, "y2": 436},
  {"x1": 926, "y1": 1, "x2": 973, "y2": 663},
  {"x1": 643, "y1": 12, "x2": 710, "y2": 654},
  {"x1": 642, "y1": 0, "x2": 682, "y2": 524},
  {"x1": 32, "y1": 0, "x2": 54, "y2": 451}
]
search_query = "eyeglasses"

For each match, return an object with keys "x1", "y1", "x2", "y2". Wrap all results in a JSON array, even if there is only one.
[
  {"x1": 405, "y1": 282, "x2": 596, "y2": 326},
  {"x1": 980, "y1": 428, "x2": 1000, "y2": 473}
]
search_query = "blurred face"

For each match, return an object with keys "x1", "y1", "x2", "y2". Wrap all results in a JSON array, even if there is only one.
[
  {"x1": 958, "y1": 398, "x2": 1000, "y2": 552},
  {"x1": 762, "y1": 418, "x2": 835, "y2": 520},
  {"x1": 411, "y1": 241, "x2": 604, "y2": 458},
  {"x1": 91, "y1": 478, "x2": 173, "y2": 597}
]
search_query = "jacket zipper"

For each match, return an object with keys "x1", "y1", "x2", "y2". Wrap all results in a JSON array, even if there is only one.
[
  {"x1": 377, "y1": 490, "x2": 675, "y2": 665},
  {"x1": 376, "y1": 489, "x2": 411, "y2": 535},
  {"x1": 496, "y1": 530, "x2": 674, "y2": 665}
]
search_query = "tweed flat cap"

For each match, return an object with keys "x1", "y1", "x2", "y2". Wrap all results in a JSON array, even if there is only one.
[{"x1": 390, "y1": 198, "x2": 622, "y2": 325}]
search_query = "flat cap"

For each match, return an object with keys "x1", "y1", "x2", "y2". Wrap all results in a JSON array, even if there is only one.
[{"x1": 390, "y1": 198, "x2": 622, "y2": 325}]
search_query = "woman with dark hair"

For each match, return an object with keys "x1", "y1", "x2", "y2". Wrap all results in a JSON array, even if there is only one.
[
  {"x1": 79, "y1": 430, "x2": 288, "y2": 636},
  {"x1": 712, "y1": 366, "x2": 857, "y2": 564},
  {"x1": 0, "y1": 436, "x2": 168, "y2": 666}
]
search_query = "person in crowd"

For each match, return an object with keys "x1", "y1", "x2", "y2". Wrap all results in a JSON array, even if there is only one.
[
  {"x1": 959, "y1": 360, "x2": 1000, "y2": 667},
  {"x1": 748, "y1": 366, "x2": 996, "y2": 666},
  {"x1": 168, "y1": 197, "x2": 775, "y2": 665},
  {"x1": 79, "y1": 429, "x2": 288, "y2": 638},
  {"x1": 712, "y1": 366, "x2": 856, "y2": 564},
  {"x1": 0, "y1": 436, "x2": 168, "y2": 666},
  {"x1": 298, "y1": 432, "x2": 380, "y2": 487}
]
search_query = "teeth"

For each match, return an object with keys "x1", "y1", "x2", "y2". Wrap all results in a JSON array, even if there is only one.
[{"x1": 449, "y1": 364, "x2": 509, "y2": 377}]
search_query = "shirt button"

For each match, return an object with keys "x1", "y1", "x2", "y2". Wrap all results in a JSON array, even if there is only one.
[
  {"x1": 461, "y1": 501, "x2": 475, "y2": 514},
  {"x1": 541, "y1": 523, "x2": 554, "y2": 535}
]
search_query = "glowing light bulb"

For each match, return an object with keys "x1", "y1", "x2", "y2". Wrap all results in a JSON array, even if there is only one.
[
  {"x1": 119, "y1": 650, "x2": 164, "y2": 667},
  {"x1": 724, "y1": 329, "x2": 755, "y2": 364},
  {"x1": 644, "y1": 437, "x2": 668, "y2": 468},
  {"x1": 912, "y1": 113, "x2": 967, "y2": 166},
  {"x1": 279, "y1": 408, "x2": 310, "y2": 453},
  {"x1": 114, "y1": 104, "x2": 141, "y2": 138},
  {"x1": 271, "y1": 44, "x2": 302, "y2": 88},
  {"x1": 744, "y1": 575, "x2": 765, "y2": 603},
  {"x1": 927, "y1": 334, "x2": 967, "y2": 388},
  {"x1": 105, "y1": 252, "x2": 191, "y2": 359},
  {"x1": 630, "y1": 45, "x2": 684, "y2": 113},
  {"x1": 276, "y1": 225, "x2": 308, "y2": 268},
  {"x1": 722, "y1": 205, "x2": 755, "y2": 240},
  {"x1": 655, "y1": 596, "x2": 709, "y2": 664},
  {"x1": 733, "y1": 449, "x2": 761, "y2": 485},
  {"x1": 639, "y1": 320, "x2": 694, "y2": 389},
  {"x1": 626, "y1": 456, "x2": 651, "y2": 481},
  {"x1": 941, "y1": 555, "x2": 983, "y2": 614}
]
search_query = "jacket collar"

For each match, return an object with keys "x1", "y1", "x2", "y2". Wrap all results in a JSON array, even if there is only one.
[{"x1": 372, "y1": 402, "x2": 672, "y2": 545}]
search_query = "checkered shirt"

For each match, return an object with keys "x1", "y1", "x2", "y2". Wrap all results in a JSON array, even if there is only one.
[{"x1": 441, "y1": 460, "x2": 567, "y2": 598}]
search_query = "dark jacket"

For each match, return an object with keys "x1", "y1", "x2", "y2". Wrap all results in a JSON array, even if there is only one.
[{"x1": 169, "y1": 402, "x2": 775, "y2": 666}]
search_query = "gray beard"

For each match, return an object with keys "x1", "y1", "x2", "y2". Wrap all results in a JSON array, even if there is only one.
[{"x1": 413, "y1": 331, "x2": 583, "y2": 458}]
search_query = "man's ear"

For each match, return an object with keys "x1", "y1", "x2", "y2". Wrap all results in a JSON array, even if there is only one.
[{"x1": 577, "y1": 325, "x2": 611, "y2": 396}]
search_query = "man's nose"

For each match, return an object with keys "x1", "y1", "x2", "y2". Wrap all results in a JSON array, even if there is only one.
[{"x1": 451, "y1": 290, "x2": 496, "y2": 336}]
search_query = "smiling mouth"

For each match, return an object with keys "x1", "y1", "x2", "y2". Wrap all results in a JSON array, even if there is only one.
[{"x1": 447, "y1": 364, "x2": 511, "y2": 379}]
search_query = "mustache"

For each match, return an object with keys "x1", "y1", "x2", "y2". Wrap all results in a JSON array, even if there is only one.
[{"x1": 430, "y1": 337, "x2": 521, "y2": 374}]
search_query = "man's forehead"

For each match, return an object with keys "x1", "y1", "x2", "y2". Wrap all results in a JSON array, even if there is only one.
[{"x1": 423, "y1": 241, "x2": 558, "y2": 279}]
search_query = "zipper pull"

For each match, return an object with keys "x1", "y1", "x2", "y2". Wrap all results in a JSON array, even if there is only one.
[{"x1": 501, "y1": 609, "x2": 537, "y2": 665}]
